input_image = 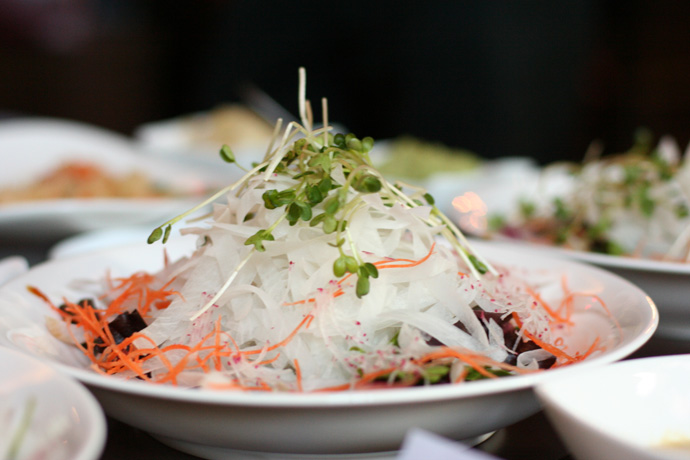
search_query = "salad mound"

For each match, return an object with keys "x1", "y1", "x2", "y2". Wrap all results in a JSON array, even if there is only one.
[{"x1": 36, "y1": 70, "x2": 608, "y2": 392}]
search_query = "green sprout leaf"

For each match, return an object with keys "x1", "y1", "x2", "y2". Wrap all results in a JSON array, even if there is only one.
[
  {"x1": 162, "y1": 225, "x2": 172, "y2": 243},
  {"x1": 333, "y1": 257, "x2": 347, "y2": 277},
  {"x1": 361, "y1": 136, "x2": 374, "y2": 153},
  {"x1": 355, "y1": 275, "x2": 370, "y2": 298},
  {"x1": 305, "y1": 184, "x2": 324, "y2": 204},
  {"x1": 318, "y1": 177, "x2": 333, "y2": 195},
  {"x1": 245, "y1": 230, "x2": 274, "y2": 252},
  {"x1": 468, "y1": 254, "x2": 488, "y2": 275},
  {"x1": 220, "y1": 144, "x2": 235, "y2": 163},
  {"x1": 322, "y1": 215, "x2": 338, "y2": 234},
  {"x1": 324, "y1": 196, "x2": 340, "y2": 215},
  {"x1": 353, "y1": 174, "x2": 382, "y2": 194},
  {"x1": 363, "y1": 262, "x2": 379, "y2": 279},
  {"x1": 423, "y1": 365, "x2": 450, "y2": 384},
  {"x1": 345, "y1": 256, "x2": 359, "y2": 273},
  {"x1": 148, "y1": 227, "x2": 163, "y2": 244}
]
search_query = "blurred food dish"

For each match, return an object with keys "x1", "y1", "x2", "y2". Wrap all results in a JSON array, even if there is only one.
[
  {"x1": 0, "y1": 117, "x2": 229, "y2": 240},
  {"x1": 135, "y1": 104, "x2": 275, "y2": 166},
  {"x1": 375, "y1": 136, "x2": 481, "y2": 181},
  {"x1": 0, "y1": 161, "x2": 177, "y2": 203},
  {"x1": 475, "y1": 130, "x2": 690, "y2": 262}
]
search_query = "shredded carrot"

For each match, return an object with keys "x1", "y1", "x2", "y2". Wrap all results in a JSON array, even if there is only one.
[
  {"x1": 240, "y1": 313, "x2": 314, "y2": 356},
  {"x1": 416, "y1": 347, "x2": 535, "y2": 378},
  {"x1": 525, "y1": 285, "x2": 573, "y2": 325},
  {"x1": 511, "y1": 312, "x2": 584, "y2": 366},
  {"x1": 294, "y1": 359, "x2": 303, "y2": 392}
]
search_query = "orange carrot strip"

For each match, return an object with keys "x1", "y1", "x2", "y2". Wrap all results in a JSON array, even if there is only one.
[
  {"x1": 525, "y1": 285, "x2": 573, "y2": 325},
  {"x1": 240, "y1": 314, "x2": 314, "y2": 356},
  {"x1": 294, "y1": 359, "x2": 303, "y2": 392},
  {"x1": 512, "y1": 312, "x2": 576, "y2": 364}
]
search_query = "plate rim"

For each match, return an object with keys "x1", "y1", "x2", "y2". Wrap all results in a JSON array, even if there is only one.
[{"x1": 485, "y1": 238, "x2": 690, "y2": 275}]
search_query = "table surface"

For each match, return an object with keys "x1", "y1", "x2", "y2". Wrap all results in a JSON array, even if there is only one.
[{"x1": 3, "y1": 238, "x2": 690, "y2": 460}]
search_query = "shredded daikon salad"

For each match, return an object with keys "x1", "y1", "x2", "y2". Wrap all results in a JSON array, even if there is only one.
[
  {"x1": 489, "y1": 129, "x2": 690, "y2": 262},
  {"x1": 34, "y1": 69, "x2": 610, "y2": 392}
]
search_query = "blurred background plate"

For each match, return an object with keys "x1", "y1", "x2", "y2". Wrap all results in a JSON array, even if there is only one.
[
  {"x1": 0, "y1": 118, "x2": 232, "y2": 241},
  {"x1": 134, "y1": 104, "x2": 277, "y2": 169}
]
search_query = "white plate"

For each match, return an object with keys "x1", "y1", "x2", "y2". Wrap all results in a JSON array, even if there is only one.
[
  {"x1": 482, "y1": 239, "x2": 690, "y2": 340},
  {"x1": 0, "y1": 346, "x2": 106, "y2": 460},
  {"x1": 536, "y1": 354, "x2": 690, "y2": 460},
  {"x1": 0, "y1": 239, "x2": 657, "y2": 458},
  {"x1": 0, "y1": 118, "x2": 232, "y2": 240},
  {"x1": 0, "y1": 255, "x2": 28, "y2": 286}
]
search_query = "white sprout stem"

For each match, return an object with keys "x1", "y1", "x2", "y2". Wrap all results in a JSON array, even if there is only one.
[
  {"x1": 261, "y1": 121, "x2": 331, "y2": 182},
  {"x1": 345, "y1": 227, "x2": 360, "y2": 263},
  {"x1": 343, "y1": 202, "x2": 368, "y2": 263},
  {"x1": 322, "y1": 97, "x2": 329, "y2": 146},
  {"x1": 190, "y1": 247, "x2": 256, "y2": 321},
  {"x1": 298, "y1": 67, "x2": 310, "y2": 130},
  {"x1": 261, "y1": 118, "x2": 284, "y2": 162},
  {"x1": 305, "y1": 99, "x2": 313, "y2": 131},
  {"x1": 263, "y1": 121, "x2": 299, "y2": 181}
]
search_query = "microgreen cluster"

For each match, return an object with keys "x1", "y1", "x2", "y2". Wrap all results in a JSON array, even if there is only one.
[
  {"x1": 149, "y1": 127, "x2": 491, "y2": 305},
  {"x1": 148, "y1": 70, "x2": 493, "y2": 316},
  {"x1": 243, "y1": 132, "x2": 385, "y2": 297}
]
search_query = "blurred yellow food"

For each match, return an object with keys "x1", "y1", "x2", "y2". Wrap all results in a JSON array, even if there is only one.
[
  {"x1": 183, "y1": 104, "x2": 275, "y2": 148},
  {"x1": 377, "y1": 136, "x2": 481, "y2": 181}
]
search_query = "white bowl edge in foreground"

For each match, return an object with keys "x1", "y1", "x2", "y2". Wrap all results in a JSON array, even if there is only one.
[
  {"x1": 0, "y1": 346, "x2": 106, "y2": 460},
  {"x1": 536, "y1": 354, "x2": 690, "y2": 460}
]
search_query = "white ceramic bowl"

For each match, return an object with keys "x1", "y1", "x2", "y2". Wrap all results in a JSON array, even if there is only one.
[
  {"x1": 0, "y1": 240, "x2": 657, "y2": 459},
  {"x1": 0, "y1": 346, "x2": 106, "y2": 460},
  {"x1": 536, "y1": 354, "x2": 690, "y2": 460}
]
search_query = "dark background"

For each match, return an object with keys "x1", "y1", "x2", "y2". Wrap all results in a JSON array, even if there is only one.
[{"x1": 1, "y1": 0, "x2": 689, "y2": 164}]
